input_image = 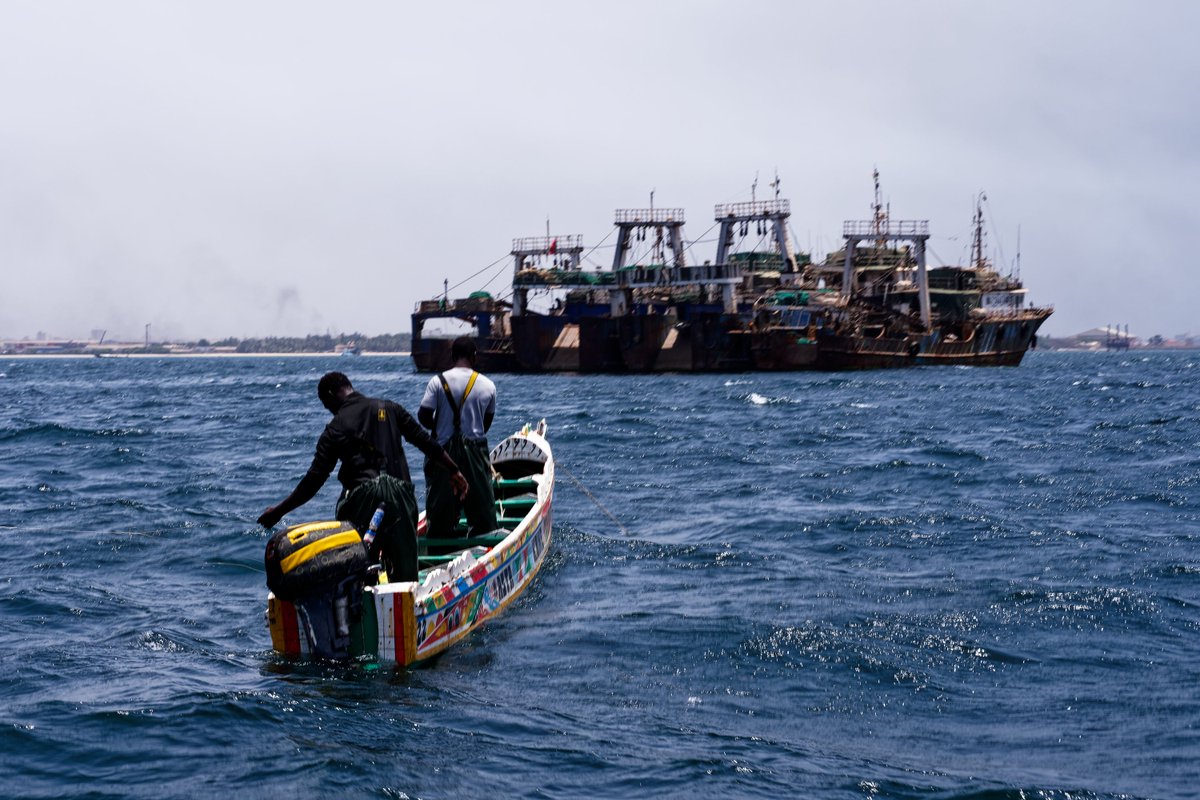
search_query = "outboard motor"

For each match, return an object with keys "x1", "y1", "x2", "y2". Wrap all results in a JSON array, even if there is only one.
[{"x1": 265, "y1": 520, "x2": 370, "y2": 659}]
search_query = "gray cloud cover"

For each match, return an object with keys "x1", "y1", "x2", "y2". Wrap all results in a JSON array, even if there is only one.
[{"x1": 2, "y1": 0, "x2": 1196, "y2": 341}]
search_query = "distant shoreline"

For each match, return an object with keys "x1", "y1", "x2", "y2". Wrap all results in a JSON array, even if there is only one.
[{"x1": 1, "y1": 352, "x2": 412, "y2": 359}]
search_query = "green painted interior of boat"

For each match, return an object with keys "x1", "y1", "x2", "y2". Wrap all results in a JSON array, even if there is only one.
[
  {"x1": 494, "y1": 477, "x2": 539, "y2": 493},
  {"x1": 422, "y1": 533, "x2": 508, "y2": 548},
  {"x1": 414, "y1": 476, "x2": 542, "y2": 576},
  {"x1": 498, "y1": 495, "x2": 536, "y2": 514}
]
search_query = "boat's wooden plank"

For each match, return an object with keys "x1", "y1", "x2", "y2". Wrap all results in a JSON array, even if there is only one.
[
  {"x1": 495, "y1": 477, "x2": 538, "y2": 491},
  {"x1": 499, "y1": 496, "x2": 536, "y2": 514},
  {"x1": 494, "y1": 478, "x2": 539, "y2": 498},
  {"x1": 422, "y1": 533, "x2": 508, "y2": 548}
]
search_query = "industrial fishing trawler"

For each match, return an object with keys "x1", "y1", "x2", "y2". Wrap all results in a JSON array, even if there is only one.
[
  {"x1": 805, "y1": 177, "x2": 1053, "y2": 368},
  {"x1": 411, "y1": 174, "x2": 1052, "y2": 372}
]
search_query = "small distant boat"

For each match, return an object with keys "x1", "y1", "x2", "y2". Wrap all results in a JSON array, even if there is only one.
[
  {"x1": 266, "y1": 421, "x2": 554, "y2": 665},
  {"x1": 335, "y1": 342, "x2": 362, "y2": 356}
]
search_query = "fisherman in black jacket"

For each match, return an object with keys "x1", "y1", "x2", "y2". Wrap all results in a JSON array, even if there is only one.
[{"x1": 257, "y1": 371, "x2": 468, "y2": 581}]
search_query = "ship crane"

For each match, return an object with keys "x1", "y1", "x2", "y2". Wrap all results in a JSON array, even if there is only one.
[
  {"x1": 841, "y1": 218, "x2": 931, "y2": 328},
  {"x1": 712, "y1": 198, "x2": 799, "y2": 314},
  {"x1": 609, "y1": 206, "x2": 687, "y2": 317}
]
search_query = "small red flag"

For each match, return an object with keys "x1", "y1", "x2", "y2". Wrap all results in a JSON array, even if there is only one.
[{"x1": 548, "y1": 238, "x2": 557, "y2": 254}]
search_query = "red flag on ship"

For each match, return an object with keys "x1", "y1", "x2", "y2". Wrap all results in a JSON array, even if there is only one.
[{"x1": 548, "y1": 238, "x2": 557, "y2": 254}]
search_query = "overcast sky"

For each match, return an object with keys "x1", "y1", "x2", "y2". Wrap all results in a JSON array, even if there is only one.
[{"x1": 2, "y1": 1, "x2": 1196, "y2": 341}]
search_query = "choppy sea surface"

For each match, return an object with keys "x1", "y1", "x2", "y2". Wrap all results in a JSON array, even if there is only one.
[{"x1": 1, "y1": 351, "x2": 1197, "y2": 799}]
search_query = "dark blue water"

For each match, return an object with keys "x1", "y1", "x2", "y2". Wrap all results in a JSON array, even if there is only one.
[{"x1": 1, "y1": 352, "x2": 1197, "y2": 799}]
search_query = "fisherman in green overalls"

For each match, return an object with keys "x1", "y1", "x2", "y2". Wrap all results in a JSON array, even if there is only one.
[{"x1": 418, "y1": 337, "x2": 498, "y2": 538}]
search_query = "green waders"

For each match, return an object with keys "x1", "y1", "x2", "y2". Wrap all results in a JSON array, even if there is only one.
[
  {"x1": 337, "y1": 474, "x2": 420, "y2": 581},
  {"x1": 425, "y1": 434, "x2": 497, "y2": 537}
]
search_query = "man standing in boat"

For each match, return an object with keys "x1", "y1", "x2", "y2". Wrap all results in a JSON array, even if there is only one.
[
  {"x1": 257, "y1": 371, "x2": 468, "y2": 581},
  {"x1": 418, "y1": 337, "x2": 498, "y2": 539}
]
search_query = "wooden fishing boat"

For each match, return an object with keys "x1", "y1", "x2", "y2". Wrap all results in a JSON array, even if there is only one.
[{"x1": 266, "y1": 420, "x2": 554, "y2": 665}]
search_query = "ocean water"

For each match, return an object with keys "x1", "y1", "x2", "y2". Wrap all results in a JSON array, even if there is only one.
[{"x1": 0, "y1": 352, "x2": 1197, "y2": 799}]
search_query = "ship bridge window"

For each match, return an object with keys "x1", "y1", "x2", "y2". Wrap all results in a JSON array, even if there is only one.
[{"x1": 778, "y1": 309, "x2": 812, "y2": 328}]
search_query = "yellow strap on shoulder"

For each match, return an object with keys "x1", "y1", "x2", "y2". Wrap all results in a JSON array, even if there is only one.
[{"x1": 462, "y1": 371, "x2": 479, "y2": 405}]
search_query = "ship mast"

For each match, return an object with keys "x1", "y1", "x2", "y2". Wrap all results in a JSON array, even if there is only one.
[
  {"x1": 842, "y1": 170, "x2": 931, "y2": 327},
  {"x1": 1014, "y1": 224, "x2": 1021, "y2": 281},
  {"x1": 971, "y1": 191, "x2": 987, "y2": 270},
  {"x1": 872, "y1": 168, "x2": 887, "y2": 240},
  {"x1": 871, "y1": 168, "x2": 894, "y2": 255}
]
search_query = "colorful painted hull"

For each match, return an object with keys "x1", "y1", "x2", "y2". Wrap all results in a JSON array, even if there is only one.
[{"x1": 267, "y1": 422, "x2": 554, "y2": 666}]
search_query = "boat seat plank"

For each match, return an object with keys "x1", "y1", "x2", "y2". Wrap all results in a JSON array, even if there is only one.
[
  {"x1": 422, "y1": 533, "x2": 508, "y2": 548},
  {"x1": 498, "y1": 495, "x2": 536, "y2": 515},
  {"x1": 494, "y1": 477, "x2": 539, "y2": 494},
  {"x1": 449, "y1": 515, "x2": 527, "y2": 534}
]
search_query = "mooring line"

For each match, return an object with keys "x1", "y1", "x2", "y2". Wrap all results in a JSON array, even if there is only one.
[
  {"x1": 210, "y1": 559, "x2": 265, "y2": 573},
  {"x1": 556, "y1": 463, "x2": 631, "y2": 538}
]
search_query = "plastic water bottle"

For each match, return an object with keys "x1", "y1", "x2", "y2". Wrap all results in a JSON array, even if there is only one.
[{"x1": 361, "y1": 504, "x2": 385, "y2": 550}]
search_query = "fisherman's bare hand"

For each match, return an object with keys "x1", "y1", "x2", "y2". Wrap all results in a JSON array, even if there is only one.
[
  {"x1": 451, "y1": 471, "x2": 469, "y2": 501},
  {"x1": 258, "y1": 506, "x2": 283, "y2": 528}
]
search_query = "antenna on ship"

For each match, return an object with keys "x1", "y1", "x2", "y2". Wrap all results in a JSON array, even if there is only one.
[
  {"x1": 872, "y1": 167, "x2": 889, "y2": 249},
  {"x1": 872, "y1": 168, "x2": 880, "y2": 230},
  {"x1": 1014, "y1": 224, "x2": 1022, "y2": 281},
  {"x1": 971, "y1": 191, "x2": 988, "y2": 270},
  {"x1": 771, "y1": 169, "x2": 781, "y2": 200}
]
